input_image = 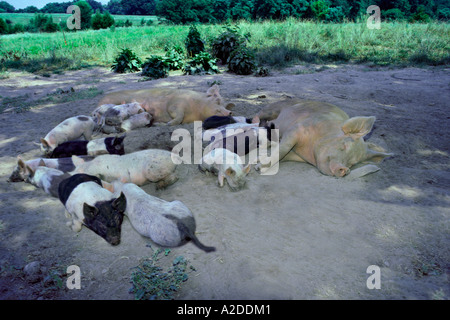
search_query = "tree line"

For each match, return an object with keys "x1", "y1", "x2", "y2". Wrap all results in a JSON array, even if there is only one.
[{"x1": 0, "y1": 0, "x2": 448, "y2": 33}]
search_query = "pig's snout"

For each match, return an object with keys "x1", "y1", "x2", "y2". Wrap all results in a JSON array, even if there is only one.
[
  {"x1": 107, "y1": 235, "x2": 121, "y2": 246},
  {"x1": 332, "y1": 166, "x2": 350, "y2": 177}
]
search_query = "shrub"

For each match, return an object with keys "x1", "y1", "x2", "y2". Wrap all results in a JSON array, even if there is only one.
[
  {"x1": 228, "y1": 45, "x2": 257, "y2": 75},
  {"x1": 211, "y1": 25, "x2": 250, "y2": 64},
  {"x1": 164, "y1": 45, "x2": 184, "y2": 70},
  {"x1": 409, "y1": 6, "x2": 431, "y2": 23},
  {"x1": 183, "y1": 51, "x2": 219, "y2": 75},
  {"x1": 185, "y1": 25, "x2": 205, "y2": 57},
  {"x1": 91, "y1": 11, "x2": 115, "y2": 30},
  {"x1": 141, "y1": 55, "x2": 169, "y2": 80},
  {"x1": 384, "y1": 8, "x2": 405, "y2": 21},
  {"x1": 0, "y1": 18, "x2": 7, "y2": 34},
  {"x1": 111, "y1": 48, "x2": 142, "y2": 73}
]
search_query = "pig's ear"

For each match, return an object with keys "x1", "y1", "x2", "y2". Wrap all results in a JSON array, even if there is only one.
[
  {"x1": 83, "y1": 203, "x2": 99, "y2": 218},
  {"x1": 225, "y1": 103, "x2": 235, "y2": 110},
  {"x1": 40, "y1": 138, "x2": 49, "y2": 147},
  {"x1": 206, "y1": 84, "x2": 220, "y2": 97},
  {"x1": 243, "y1": 164, "x2": 251, "y2": 175},
  {"x1": 72, "y1": 155, "x2": 85, "y2": 167},
  {"x1": 364, "y1": 148, "x2": 393, "y2": 164},
  {"x1": 38, "y1": 159, "x2": 46, "y2": 167},
  {"x1": 26, "y1": 165, "x2": 35, "y2": 178},
  {"x1": 17, "y1": 157, "x2": 26, "y2": 169},
  {"x1": 342, "y1": 116, "x2": 375, "y2": 140},
  {"x1": 112, "y1": 192, "x2": 127, "y2": 212}
]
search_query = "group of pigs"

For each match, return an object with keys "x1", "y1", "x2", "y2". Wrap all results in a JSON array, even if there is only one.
[{"x1": 8, "y1": 85, "x2": 392, "y2": 253}]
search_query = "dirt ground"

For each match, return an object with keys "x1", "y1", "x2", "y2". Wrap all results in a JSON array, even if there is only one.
[{"x1": 0, "y1": 64, "x2": 448, "y2": 300}]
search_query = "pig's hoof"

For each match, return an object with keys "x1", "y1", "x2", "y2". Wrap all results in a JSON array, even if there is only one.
[{"x1": 156, "y1": 173, "x2": 178, "y2": 190}]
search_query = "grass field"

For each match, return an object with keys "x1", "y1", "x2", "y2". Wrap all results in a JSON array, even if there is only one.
[
  {"x1": 0, "y1": 15, "x2": 449, "y2": 74},
  {"x1": 0, "y1": 13, "x2": 159, "y2": 25}
]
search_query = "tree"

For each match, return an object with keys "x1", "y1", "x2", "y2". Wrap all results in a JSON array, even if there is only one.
[
  {"x1": 74, "y1": 0, "x2": 93, "y2": 30},
  {"x1": 23, "y1": 6, "x2": 40, "y2": 13},
  {"x1": 120, "y1": 0, "x2": 156, "y2": 15},
  {"x1": 41, "y1": 2, "x2": 72, "y2": 13},
  {"x1": 0, "y1": 1, "x2": 14, "y2": 12},
  {"x1": 0, "y1": 17, "x2": 7, "y2": 34},
  {"x1": 91, "y1": 10, "x2": 115, "y2": 29}
]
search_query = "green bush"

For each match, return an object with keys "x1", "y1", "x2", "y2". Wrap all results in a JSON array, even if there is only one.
[
  {"x1": 0, "y1": 18, "x2": 7, "y2": 34},
  {"x1": 111, "y1": 48, "x2": 142, "y2": 73},
  {"x1": 211, "y1": 25, "x2": 250, "y2": 64},
  {"x1": 410, "y1": 6, "x2": 431, "y2": 23},
  {"x1": 91, "y1": 11, "x2": 115, "y2": 30},
  {"x1": 185, "y1": 25, "x2": 205, "y2": 57},
  {"x1": 183, "y1": 51, "x2": 219, "y2": 75},
  {"x1": 141, "y1": 55, "x2": 169, "y2": 80},
  {"x1": 228, "y1": 45, "x2": 257, "y2": 75},
  {"x1": 384, "y1": 8, "x2": 405, "y2": 21},
  {"x1": 163, "y1": 45, "x2": 184, "y2": 70}
]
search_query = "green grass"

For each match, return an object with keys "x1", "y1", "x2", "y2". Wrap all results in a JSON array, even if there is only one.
[{"x1": 0, "y1": 17, "x2": 448, "y2": 75}]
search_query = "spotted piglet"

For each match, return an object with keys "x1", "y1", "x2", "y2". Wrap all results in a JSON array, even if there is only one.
[
  {"x1": 58, "y1": 173, "x2": 126, "y2": 245},
  {"x1": 50, "y1": 136, "x2": 125, "y2": 158},
  {"x1": 40, "y1": 115, "x2": 96, "y2": 155},
  {"x1": 112, "y1": 181, "x2": 215, "y2": 252}
]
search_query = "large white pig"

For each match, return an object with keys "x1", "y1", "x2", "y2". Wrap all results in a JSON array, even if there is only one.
[
  {"x1": 112, "y1": 181, "x2": 215, "y2": 252},
  {"x1": 71, "y1": 149, "x2": 178, "y2": 189},
  {"x1": 40, "y1": 115, "x2": 96, "y2": 155}
]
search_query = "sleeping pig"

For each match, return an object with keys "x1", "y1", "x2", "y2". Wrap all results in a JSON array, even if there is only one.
[
  {"x1": 112, "y1": 181, "x2": 215, "y2": 252},
  {"x1": 70, "y1": 149, "x2": 178, "y2": 189},
  {"x1": 199, "y1": 148, "x2": 251, "y2": 191},
  {"x1": 8, "y1": 156, "x2": 94, "y2": 182},
  {"x1": 50, "y1": 136, "x2": 125, "y2": 158},
  {"x1": 26, "y1": 163, "x2": 72, "y2": 198},
  {"x1": 58, "y1": 173, "x2": 126, "y2": 245},
  {"x1": 40, "y1": 115, "x2": 96, "y2": 155}
]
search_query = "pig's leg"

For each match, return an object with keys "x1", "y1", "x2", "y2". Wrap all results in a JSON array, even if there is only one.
[
  {"x1": 166, "y1": 105, "x2": 184, "y2": 126},
  {"x1": 156, "y1": 172, "x2": 178, "y2": 190},
  {"x1": 71, "y1": 219, "x2": 83, "y2": 232},
  {"x1": 83, "y1": 128, "x2": 94, "y2": 140},
  {"x1": 218, "y1": 173, "x2": 225, "y2": 187},
  {"x1": 256, "y1": 131, "x2": 298, "y2": 171}
]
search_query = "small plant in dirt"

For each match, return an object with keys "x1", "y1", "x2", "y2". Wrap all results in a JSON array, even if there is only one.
[
  {"x1": 130, "y1": 248, "x2": 195, "y2": 300},
  {"x1": 111, "y1": 48, "x2": 142, "y2": 73},
  {"x1": 163, "y1": 45, "x2": 185, "y2": 71},
  {"x1": 141, "y1": 55, "x2": 169, "y2": 80},
  {"x1": 183, "y1": 51, "x2": 219, "y2": 75},
  {"x1": 211, "y1": 24, "x2": 250, "y2": 65},
  {"x1": 254, "y1": 66, "x2": 270, "y2": 77},
  {"x1": 185, "y1": 25, "x2": 205, "y2": 58},
  {"x1": 228, "y1": 45, "x2": 257, "y2": 75}
]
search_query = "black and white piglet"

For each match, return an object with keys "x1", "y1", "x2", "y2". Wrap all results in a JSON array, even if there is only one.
[
  {"x1": 112, "y1": 181, "x2": 215, "y2": 252},
  {"x1": 58, "y1": 173, "x2": 126, "y2": 246},
  {"x1": 50, "y1": 136, "x2": 125, "y2": 158}
]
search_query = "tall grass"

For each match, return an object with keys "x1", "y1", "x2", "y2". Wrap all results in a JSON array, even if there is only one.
[{"x1": 1, "y1": 18, "x2": 449, "y2": 74}]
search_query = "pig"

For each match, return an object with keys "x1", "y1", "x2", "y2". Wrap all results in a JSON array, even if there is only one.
[
  {"x1": 199, "y1": 148, "x2": 251, "y2": 191},
  {"x1": 58, "y1": 173, "x2": 126, "y2": 245},
  {"x1": 40, "y1": 115, "x2": 96, "y2": 155},
  {"x1": 70, "y1": 149, "x2": 178, "y2": 189},
  {"x1": 266, "y1": 99, "x2": 393, "y2": 177},
  {"x1": 111, "y1": 181, "x2": 216, "y2": 252},
  {"x1": 204, "y1": 123, "x2": 277, "y2": 157},
  {"x1": 92, "y1": 102, "x2": 144, "y2": 127},
  {"x1": 98, "y1": 85, "x2": 235, "y2": 125},
  {"x1": 120, "y1": 112, "x2": 153, "y2": 132},
  {"x1": 202, "y1": 115, "x2": 252, "y2": 130},
  {"x1": 8, "y1": 156, "x2": 94, "y2": 182},
  {"x1": 25, "y1": 163, "x2": 72, "y2": 198},
  {"x1": 49, "y1": 136, "x2": 125, "y2": 158}
]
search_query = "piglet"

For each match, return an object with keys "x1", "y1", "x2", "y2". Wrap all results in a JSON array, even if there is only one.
[
  {"x1": 26, "y1": 163, "x2": 72, "y2": 197},
  {"x1": 50, "y1": 136, "x2": 125, "y2": 158},
  {"x1": 120, "y1": 112, "x2": 153, "y2": 132},
  {"x1": 92, "y1": 102, "x2": 144, "y2": 127},
  {"x1": 58, "y1": 173, "x2": 126, "y2": 245},
  {"x1": 199, "y1": 148, "x2": 251, "y2": 191},
  {"x1": 8, "y1": 156, "x2": 94, "y2": 182},
  {"x1": 112, "y1": 181, "x2": 215, "y2": 252},
  {"x1": 40, "y1": 115, "x2": 96, "y2": 155}
]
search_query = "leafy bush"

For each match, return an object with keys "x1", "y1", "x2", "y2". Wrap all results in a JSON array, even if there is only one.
[
  {"x1": 163, "y1": 45, "x2": 184, "y2": 70},
  {"x1": 130, "y1": 248, "x2": 195, "y2": 300},
  {"x1": 141, "y1": 55, "x2": 169, "y2": 80},
  {"x1": 211, "y1": 25, "x2": 250, "y2": 64},
  {"x1": 91, "y1": 11, "x2": 115, "y2": 30},
  {"x1": 384, "y1": 8, "x2": 405, "y2": 21},
  {"x1": 183, "y1": 51, "x2": 219, "y2": 75},
  {"x1": 111, "y1": 48, "x2": 142, "y2": 73},
  {"x1": 410, "y1": 6, "x2": 431, "y2": 23},
  {"x1": 185, "y1": 25, "x2": 205, "y2": 57},
  {"x1": 228, "y1": 46, "x2": 257, "y2": 75},
  {"x1": 0, "y1": 18, "x2": 7, "y2": 34}
]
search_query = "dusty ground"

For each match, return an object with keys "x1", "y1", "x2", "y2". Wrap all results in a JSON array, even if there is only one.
[{"x1": 0, "y1": 64, "x2": 448, "y2": 300}]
